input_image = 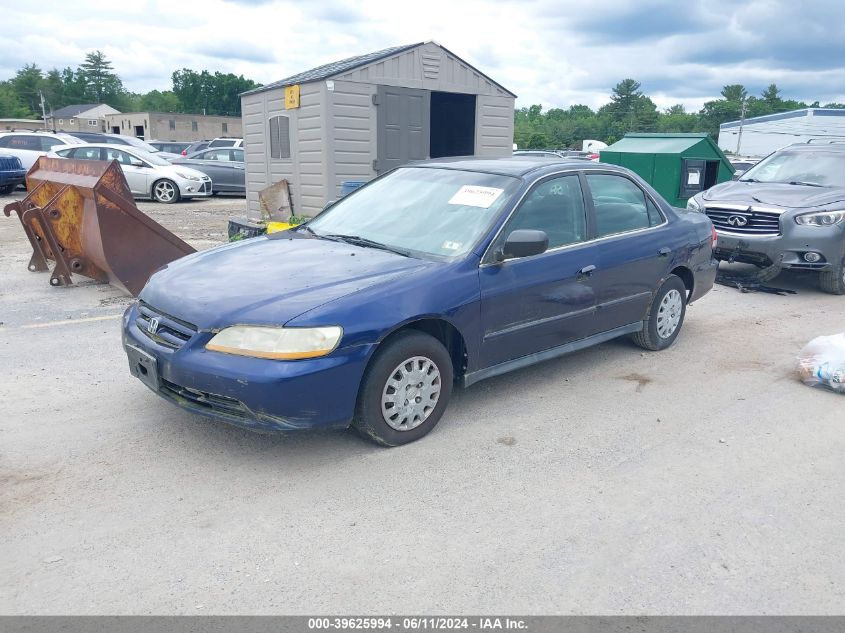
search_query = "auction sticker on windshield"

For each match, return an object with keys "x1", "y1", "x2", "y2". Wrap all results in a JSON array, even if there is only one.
[{"x1": 448, "y1": 185, "x2": 504, "y2": 208}]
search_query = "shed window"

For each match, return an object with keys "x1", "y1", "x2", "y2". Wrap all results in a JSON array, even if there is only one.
[
  {"x1": 269, "y1": 115, "x2": 291, "y2": 159},
  {"x1": 222, "y1": 122, "x2": 228, "y2": 134},
  {"x1": 88, "y1": 119, "x2": 98, "y2": 126},
  {"x1": 169, "y1": 119, "x2": 176, "y2": 130},
  {"x1": 191, "y1": 121, "x2": 198, "y2": 132}
]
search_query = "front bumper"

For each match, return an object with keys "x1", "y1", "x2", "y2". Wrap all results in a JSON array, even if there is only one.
[
  {"x1": 178, "y1": 177, "x2": 213, "y2": 198},
  {"x1": 122, "y1": 303, "x2": 374, "y2": 433},
  {"x1": 0, "y1": 170, "x2": 26, "y2": 188},
  {"x1": 714, "y1": 224, "x2": 845, "y2": 272}
]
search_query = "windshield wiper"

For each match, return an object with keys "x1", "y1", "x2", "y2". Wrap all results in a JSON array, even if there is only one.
[
  {"x1": 297, "y1": 224, "x2": 317, "y2": 236},
  {"x1": 788, "y1": 180, "x2": 825, "y2": 187},
  {"x1": 739, "y1": 177, "x2": 758, "y2": 183},
  {"x1": 322, "y1": 233, "x2": 412, "y2": 257}
]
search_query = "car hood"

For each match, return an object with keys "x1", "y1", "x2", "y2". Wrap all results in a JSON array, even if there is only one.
[
  {"x1": 163, "y1": 164, "x2": 208, "y2": 179},
  {"x1": 139, "y1": 234, "x2": 432, "y2": 329},
  {"x1": 703, "y1": 180, "x2": 845, "y2": 209}
]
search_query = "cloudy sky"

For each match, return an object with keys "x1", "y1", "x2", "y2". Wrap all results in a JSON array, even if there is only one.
[{"x1": 2, "y1": 0, "x2": 844, "y2": 111}]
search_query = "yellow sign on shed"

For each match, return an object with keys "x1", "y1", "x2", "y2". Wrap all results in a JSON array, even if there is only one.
[{"x1": 284, "y1": 85, "x2": 300, "y2": 109}]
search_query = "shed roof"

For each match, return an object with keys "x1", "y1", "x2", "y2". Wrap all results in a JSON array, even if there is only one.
[
  {"x1": 51, "y1": 104, "x2": 108, "y2": 118},
  {"x1": 603, "y1": 133, "x2": 720, "y2": 154},
  {"x1": 243, "y1": 42, "x2": 516, "y2": 97}
]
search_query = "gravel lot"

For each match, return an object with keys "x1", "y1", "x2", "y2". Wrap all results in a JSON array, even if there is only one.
[{"x1": 1, "y1": 188, "x2": 844, "y2": 615}]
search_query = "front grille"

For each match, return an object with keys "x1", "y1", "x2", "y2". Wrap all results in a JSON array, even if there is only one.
[
  {"x1": 135, "y1": 302, "x2": 197, "y2": 349},
  {"x1": 705, "y1": 207, "x2": 781, "y2": 236},
  {"x1": 160, "y1": 379, "x2": 250, "y2": 419}
]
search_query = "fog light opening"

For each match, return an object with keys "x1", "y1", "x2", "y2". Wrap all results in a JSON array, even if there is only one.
[{"x1": 804, "y1": 252, "x2": 822, "y2": 263}]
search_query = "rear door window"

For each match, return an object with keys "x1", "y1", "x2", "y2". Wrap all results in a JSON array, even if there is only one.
[{"x1": 586, "y1": 174, "x2": 655, "y2": 237}]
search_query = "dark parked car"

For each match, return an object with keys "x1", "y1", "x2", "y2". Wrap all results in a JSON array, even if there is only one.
[
  {"x1": 0, "y1": 154, "x2": 26, "y2": 194},
  {"x1": 149, "y1": 141, "x2": 192, "y2": 155},
  {"x1": 689, "y1": 142, "x2": 845, "y2": 294},
  {"x1": 123, "y1": 157, "x2": 717, "y2": 445},
  {"x1": 182, "y1": 141, "x2": 212, "y2": 156},
  {"x1": 170, "y1": 147, "x2": 245, "y2": 194}
]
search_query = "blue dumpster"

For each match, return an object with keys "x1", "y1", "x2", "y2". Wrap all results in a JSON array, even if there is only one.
[{"x1": 340, "y1": 180, "x2": 367, "y2": 197}]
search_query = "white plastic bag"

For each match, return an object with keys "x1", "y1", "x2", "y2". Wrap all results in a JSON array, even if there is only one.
[{"x1": 798, "y1": 333, "x2": 845, "y2": 393}]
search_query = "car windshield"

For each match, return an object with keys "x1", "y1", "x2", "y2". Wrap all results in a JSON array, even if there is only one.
[
  {"x1": 740, "y1": 150, "x2": 845, "y2": 186},
  {"x1": 306, "y1": 167, "x2": 520, "y2": 259}
]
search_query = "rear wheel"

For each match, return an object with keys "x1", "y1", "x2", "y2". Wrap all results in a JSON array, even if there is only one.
[
  {"x1": 152, "y1": 179, "x2": 180, "y2": 204},
  {"x1": 0, "y1": 184, "x2": 14, "y2": 195},
  {"x1": 352, "y1": 331, "x2": 453, "y2": 447},
  {"x1": 632, "y1": 275, "x2": 687, "y2": 351},
  {"x1": 819, "y1": 252, "x2": 845, "y2": 295}
]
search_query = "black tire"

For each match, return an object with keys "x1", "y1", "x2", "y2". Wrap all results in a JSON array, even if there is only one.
[
  {"x1": 352, "y1": 331, "x2": 454, "y2": 447},
  {"x1": 151, "y1": 179, "x2": 181, "y2": 204},
  {"x1": 631, "y1": 275, "x2": 688, "y2": 351},
  {"x1": 819, "y1": 252, "x2": 845, "y2": 295},
  {"x1": 0, "y1": 184, "x2": 16, "y2": 195}
]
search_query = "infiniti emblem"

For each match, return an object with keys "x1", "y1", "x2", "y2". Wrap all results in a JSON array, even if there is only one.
[
  {"x1": 727, "y1": 215, "x2": 749, "y2": 227},
  {"x1": 147, "y1": 317, "x2": 160, "y2": 334}
]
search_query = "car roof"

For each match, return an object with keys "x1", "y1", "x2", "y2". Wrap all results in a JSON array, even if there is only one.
[
  {"x1": 410, "y1": 156, "x2": 622, "y2": 177},
  {"x1": 783, "y1": 142, "x2": 845, "y2": 152},
  {"x1": 0, "y1": 131, "x2": 75, "y2": 138},
  {"x1": 56, "y1": 143, "x2": 143, "y2": 154}
]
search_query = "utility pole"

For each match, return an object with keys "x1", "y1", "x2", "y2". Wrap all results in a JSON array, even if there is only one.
[
  {"x1": 735, "y1": 99, "x2": 748, "y2": 155},
  {"x1": 39, "y1": 91, "x2": 48, "y2": 130}
]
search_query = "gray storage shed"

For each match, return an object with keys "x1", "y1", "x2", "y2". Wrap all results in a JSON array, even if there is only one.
[{"x1": 240, "y1": 41, "x2": 516, "y2": 219}]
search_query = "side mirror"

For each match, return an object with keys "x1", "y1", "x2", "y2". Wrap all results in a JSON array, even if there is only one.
[
  {"x1": 497, "y1": 229, "x2": 549, "y2": 261},
  {"x1": 129, "y1": 158, "x2": 144, "y2": 167}
]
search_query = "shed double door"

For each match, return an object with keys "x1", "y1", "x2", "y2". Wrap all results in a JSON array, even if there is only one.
[{"x1": 374, "y1": 86, "x2": 430, "y2": 174}]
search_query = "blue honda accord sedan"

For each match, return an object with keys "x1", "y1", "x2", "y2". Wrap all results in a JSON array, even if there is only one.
[{"x1": 123, "y1": 157, "x2": 717, "y2": 445}]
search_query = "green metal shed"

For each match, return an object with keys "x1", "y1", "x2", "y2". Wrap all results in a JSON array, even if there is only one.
[{"x1": 599, "y1": 133, "x2": 734, "y2": 207}]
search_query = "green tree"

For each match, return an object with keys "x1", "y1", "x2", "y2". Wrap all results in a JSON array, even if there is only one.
[
  {"x1": 0, "y1": 81, "x2": 32, "y2": 118},
  {"x1": 9, "y1": 64, "x2": 43, "y2": 115},
  {"x1": 720, "y1": 84, "x2": 747, "y2": 102},
  {"x1": 140, "y1": 89, "x2": 182, "y2": 112},
  {"x1": 78, "y1": 51, "x2": 126, "y2": 105},
  {"x1": 761, "y1": 83, "x2": 782, "y2": 109},
  {"x1": 600, "y1": 79, "x2": 658, "y2": 136},
  {"x1": 171, "y1": 69, "x2": 259, "y2": 116}
]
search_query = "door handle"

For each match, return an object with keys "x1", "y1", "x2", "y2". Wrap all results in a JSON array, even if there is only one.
[
  {"x1": 578, "y1": 264, "x2": 596, "y2": 276},
  {"x1": 658, "y1": 247, "x2": 671, "y2": 257}
]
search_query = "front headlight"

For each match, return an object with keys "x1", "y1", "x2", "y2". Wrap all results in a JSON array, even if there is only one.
[
  {"x1": 205, "y1": 325, "x2": 342, "y2": 360},
  {"x1": 795, "y1": 211, "x2": 845, "y2": 227},
  {"x1": 175, "y1": 171, "x2": 201, "y2": 181},
  {"x1": 686, "y1": 197, "x2": 701, "y2": 211}
]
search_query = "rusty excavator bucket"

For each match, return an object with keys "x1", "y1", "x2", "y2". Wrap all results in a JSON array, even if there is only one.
[{"x1": 3, "y1": 157, "x2": 195, "y2": 296}]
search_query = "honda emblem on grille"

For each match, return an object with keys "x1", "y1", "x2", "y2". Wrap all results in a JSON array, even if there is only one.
[
  {"x1": 727, "y1": 215, "x2": 749, "y2": 227},
  {"x1": 147, "y1": 317, "x2": 159, "y2": 334}
]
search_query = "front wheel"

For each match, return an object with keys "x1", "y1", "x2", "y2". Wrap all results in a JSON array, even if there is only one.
[
  {"x1": 819, "y1": 253, "x2": 845, "y2": 295},
  {"x1": 352, "y1": 331, "x2": 453, "y2": 446},
  {"x1": 152, "y1": 179, "x2": 181, "y2": 204},
  {"x1": 0, "y1": 184, "x2": 15, "y2": 195},
  {"x1": 632, "y1": 275, "x2": 687, "y2": 351}
]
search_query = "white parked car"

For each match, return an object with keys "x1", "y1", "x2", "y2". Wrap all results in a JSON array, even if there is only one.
[
  {"x1": 0, "y1": 131, "x2": 85, "y2": 170},
  {"x1": 49, "y1": 143, "x2": 212, "y2": 203}
]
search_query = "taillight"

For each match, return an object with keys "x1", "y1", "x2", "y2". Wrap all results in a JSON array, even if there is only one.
[{"x1": 711, "y1": 225, "x2": 718, "y2": 249}]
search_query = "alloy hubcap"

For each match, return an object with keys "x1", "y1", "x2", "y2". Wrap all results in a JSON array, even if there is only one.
[
  {"x1": 155, "y1": 182, "x2": 175, "y2": 201},
  {"x1": 381, "y1": 356, "x2": 441, "y2": 431},
  {"x1": 656, "y1": 289, "x2": 683, "y2": 339}
]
